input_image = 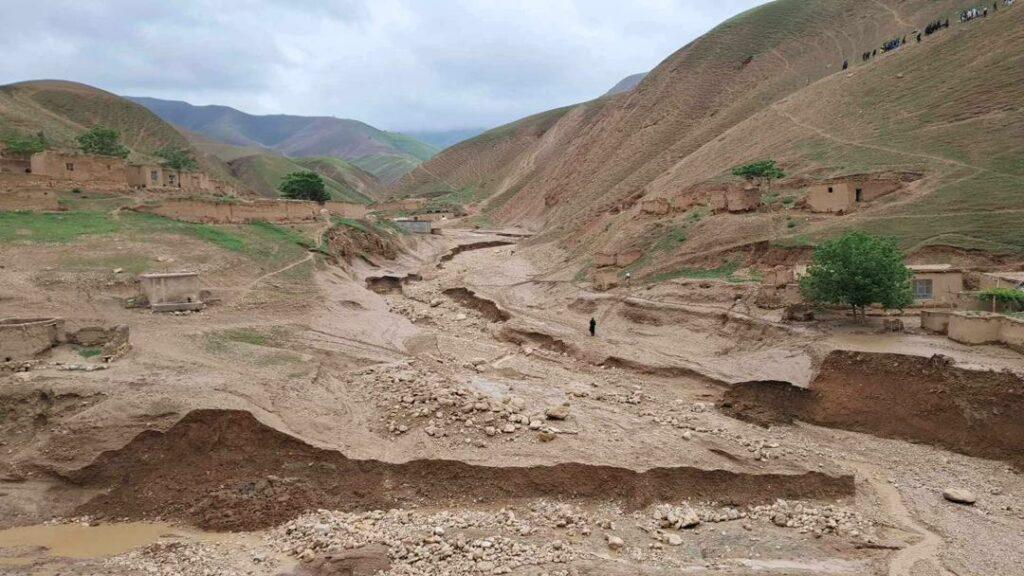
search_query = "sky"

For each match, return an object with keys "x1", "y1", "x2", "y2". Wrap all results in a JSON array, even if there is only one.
[{"x1": 0, "y1": 0, "x2": 767, "y2": 132}]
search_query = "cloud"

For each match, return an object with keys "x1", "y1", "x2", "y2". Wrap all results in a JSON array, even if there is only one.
[{"x1": 0, "y1": 0, "x2": 767, "y2": 131}]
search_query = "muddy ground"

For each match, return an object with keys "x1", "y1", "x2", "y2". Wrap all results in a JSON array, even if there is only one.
[{"x1": 0, "y1": 227, "x2": 1022, "y2": 575}]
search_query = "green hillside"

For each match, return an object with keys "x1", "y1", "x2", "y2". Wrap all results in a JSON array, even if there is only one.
[{"x1": 229, "y1": 154, "x2": 373, "y2": 203}]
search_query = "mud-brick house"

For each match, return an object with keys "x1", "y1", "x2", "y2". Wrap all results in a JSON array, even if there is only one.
[
  {"x1": 30, "y1": 150, "x2": 128, "y2": 183},
  {"x1": 908, "y1": 264, "x2": 963, "y2": 307},
  {"x1": 0, "y1": 145, "x2": 31, "y2": 174},
  {"x1": 806, "y1": 178, "x2": 902, "y2": 213},
  {"x1": 127, "y1": 164, "x2": 165, "y2": 188},
  {"x1": 138, "y1": 272, "x2": 205, "y2": 312}
]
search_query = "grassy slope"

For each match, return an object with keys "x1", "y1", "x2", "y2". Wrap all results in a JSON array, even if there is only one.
[
  {"x1": 228, "y1": 154, "x2": 371, "y2": 203},
  {"x1": 293, "y1": 157, "x2": 383, "y2": 202},
  {"x1": 394, "y1": 0, "x2": 1024, "y2": 264},
  {"x1": 0, "y1": 81, "x2": 237, "y2": 185}
]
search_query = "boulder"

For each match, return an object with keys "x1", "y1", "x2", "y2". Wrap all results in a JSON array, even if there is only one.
[{"x1": 942, "y1": 488, "x2": 977, "y2": 505}]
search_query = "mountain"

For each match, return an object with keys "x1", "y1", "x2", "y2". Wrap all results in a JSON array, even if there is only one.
[
  {"x1": 395, "y1": 0, "x2": 1024, "y2": 276},
  {"x1": 404, "y1": 128, "x2": 488, "y2": 151},
  {"x1": 605, "y1": 73, "x2": 647, "y2": 96},
  {"x1": 127, "y1": 96, "x2": 438, "y2": 183},
  {"x1": 228, "y1": 154, "x2": 379, "y2": 204},
  {"x1": 0, "y1": 80, "x2": 238, "y2": 185}
]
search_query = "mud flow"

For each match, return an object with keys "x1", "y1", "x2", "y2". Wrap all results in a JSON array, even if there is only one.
[
  {"x1": 442, "y1": 287, "x2": 510, "y2": 322},
  {"x1": 70, "y1": 410, "x2": 854, "y2": 532},
  {"x1": 437, "y1": 241, "x2": 514, "y2": 266},
  {"x1": 364, "y1": 273, "x2": 422, "y2": 294}
]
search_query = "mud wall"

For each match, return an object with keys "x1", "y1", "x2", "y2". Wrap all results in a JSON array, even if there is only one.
[
  {"x1": 948, "y1": 313, "x2": 1003, "y2": 345},
  {"x1": 0, "y1": 189, "x2": 60, "y2": 212},
  {"x1": 0, "y1": 318, "x2": 65, "y2": 361},
  {"x1": 323, "y1": 201, "x2": 368, "y2": 219},
  {"x1": 70, "y1": 409, "x2": 854, "y2": 531},
  {"x1": 136, "y1": 198, "x2": 321, "y2": 224},
  {"x1": 1000, "y1": 317, "x2": 1024, "y2": 352},
  {"x1": 722, "y1": 351, "x2": 1024, "y2": 468},
  {"x1": 920, "y1": 310, "x2": 951, "y2": 333}
]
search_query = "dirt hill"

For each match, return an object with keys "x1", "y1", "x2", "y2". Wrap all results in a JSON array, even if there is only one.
[
  {"x1": 0, "y1": 80, "x2": 237, "y2": 184},
  {"x1": 129, "y1": 96, "x2": 438, "y2": 183},
  {"x1": 395, "y1": 0, "x2": 1024, "y2": 278},
  {"x1": 228, "y1": 154, "x2": 379, "y2": 203},
  {"x1": 605, "y1": 73, "x2": 648, "y2": 96}
]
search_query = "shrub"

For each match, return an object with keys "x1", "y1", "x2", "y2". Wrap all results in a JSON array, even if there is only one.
[
  {"x1": 2, "y1": 132, "x2": 47, "y2": 155},
  {"x1": 979, "y1": 287, "x2": 1024, "y2": 311},
  {"x1": 76, "y1": 126, "x2": 129, "y2": 158}
]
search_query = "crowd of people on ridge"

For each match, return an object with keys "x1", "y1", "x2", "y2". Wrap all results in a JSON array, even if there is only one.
[{"x1": 853, "y1": 1, "x2": 1012, "y2": 67}]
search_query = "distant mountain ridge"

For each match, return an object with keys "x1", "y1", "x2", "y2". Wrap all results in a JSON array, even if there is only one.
[
  {"x1": 605, "y1": 73, "x2": 647, "y2": 96},
  {"x1": 127, "y1": 96, "x2": 438, "y2": 183}
]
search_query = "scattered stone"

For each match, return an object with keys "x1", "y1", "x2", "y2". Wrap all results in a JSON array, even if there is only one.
[
  {"x1": 606, "y1": 535, "x2": 625, "y2": 550},
  {"x1": 545, "y1": 403, "x2": 571, "y2": 420},
  {"x1": 942, "y1": 488, "x2": 977, "y2": 505}
]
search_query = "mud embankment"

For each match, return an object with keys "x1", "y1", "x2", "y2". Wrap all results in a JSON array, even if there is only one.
[
  {"x1": 364, "y1": 273, "x2": 422, "y2": 294},
  {"x1": 722, "y1": 351, "x2": 1024, "y2": 468},
  {"x1": 496, "y1": 327, "x2": 577, "y2": 355},
  {"x1": 437, "y1": 241, "x2": 514, "y2": 266},
  {"x1": 70, "y1": 410, "x2": 853, "y2": 531},
  {"x1": 442, "y1": 288, "x2": 510, "y2": 322}
]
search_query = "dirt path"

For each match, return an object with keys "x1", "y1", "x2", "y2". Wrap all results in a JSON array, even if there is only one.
[{"x1": 854, "y1": 464, "x2": 954, "y2": 576}]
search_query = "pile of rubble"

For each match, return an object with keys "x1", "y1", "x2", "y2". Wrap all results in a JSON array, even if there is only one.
[
  {"x1": 354, "y1": 362, "x2": 574, "y2": 444},
  {"x1": 271, "y1": 508, "x2": 581, "y2": 575}
]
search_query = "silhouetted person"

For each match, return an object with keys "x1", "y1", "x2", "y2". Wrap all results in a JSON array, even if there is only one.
[
  {"x1": 917, "y1": 33, "x2": 922, "y2": 42},
  {"x1": 589, "y1": 317, "x2": 597, "y2": 337},
  {"x1": 842, "y1": 59, "x2": 848, "y2": 70},
  {"x1": 872, "y1": 49, "x2": 877, "y2": 57}
]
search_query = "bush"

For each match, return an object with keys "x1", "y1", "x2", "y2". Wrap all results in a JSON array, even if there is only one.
[
  {"x1": 279, "y1": 171, "x2": 329, "y2": 204},
  {"x1": 2, "y1": 132, "x2": 47, "y2": 155},
  {"x1": 800, "y1": 231, "x2": 913, "y2": 316},
  {"x1": 76, "y1": 126, "x2": 129, "y2": 158},
  {"x1": 979, "y1": 287, "x2": 1024, "y2": 311},
  {"x1": 155, "y1": 146, "x2": 198, "y2": 171}
]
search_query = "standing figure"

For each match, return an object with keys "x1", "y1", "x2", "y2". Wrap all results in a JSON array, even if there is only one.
[{"x1": 589, "y1": 317, "x2": 597, "y2": 337}]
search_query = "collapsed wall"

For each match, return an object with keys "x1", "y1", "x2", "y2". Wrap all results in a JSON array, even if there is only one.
[
  {"x1": 721, "y1": 351, "x2": 1024, "y2": 468},
  {"x1": 70, "y1": 409, "x2": 854, "y2": 532}
]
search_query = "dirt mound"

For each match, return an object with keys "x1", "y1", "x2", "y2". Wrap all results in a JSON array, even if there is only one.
[
  {"x1": 442, "y1": 287, "x2": 510, "y2": 322},
  {"x1": 70, "y1": 409, "x2": 853, "y2": 531},
  {"x1": 721, "y1": 351, "x2": 1024, "y2": 467},
  {"x1": 365, "y1": 273, "x2": 422, "y2": 294},
  {"x1": 438, "y1": 241, "x2": 514, "y2": 265}
]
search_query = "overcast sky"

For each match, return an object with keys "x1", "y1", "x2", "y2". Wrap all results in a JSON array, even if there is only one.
[{"x1": 0, "y1": 0, "x2": 767, "y2": 132}]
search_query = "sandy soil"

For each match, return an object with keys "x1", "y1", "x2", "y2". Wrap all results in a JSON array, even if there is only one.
[{"x1": 0, "y1": 227, "x2": 1021, "y2": 575}]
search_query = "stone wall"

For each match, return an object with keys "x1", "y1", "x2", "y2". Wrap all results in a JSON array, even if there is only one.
[
  {"x1": 0, "y1": 189, "x2": 60, "y2": 212},
  {"x1": 0, "y1": 318, "x2": 65, "y2": 361}
]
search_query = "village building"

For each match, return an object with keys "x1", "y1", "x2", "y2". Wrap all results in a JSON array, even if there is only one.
[
  {"x1": 908, "y1": 264, "x2": 963, "y2": 306},
  {"x1": 806, "y1": 178, "x2": 902, "y2": 213},
  {"x1": 979, "y1": 271, "x2": 1024, "y2": 291},
  {"x1": 0, "y1": 318, "x2": 65, "y2": 361},
  {"x1": 30, "y1": 150, "x2": 127, "y2": 183},
  {"x1": 138, "y1": 272, "x2": 205, "y2": 312}
]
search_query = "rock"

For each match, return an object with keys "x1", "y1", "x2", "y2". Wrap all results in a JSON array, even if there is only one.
[
  {"x1": 501, "y1": 424, "x2": 516, "y2": 433},
  {"x1": 665, "y1": 533, "x2": 683, "y2": 546},
  {"x1": 484, "y1": 426, "x2": 497, "y2": 437},
  {"x1": 942, "y1": 488, "x2": 977, "y2": 505},
  {"x1": 772, "y1": 512, "x2": 789, "y2": 527},
  {"x1": 606, "y1": 535, "x2": 625, "y2": 550},
  {"x1": 538, "y1": 431, "x2": 557, "y2": 443},
  {"x1": 545, "y1": 403, "x2": 571, "y2": 420}
]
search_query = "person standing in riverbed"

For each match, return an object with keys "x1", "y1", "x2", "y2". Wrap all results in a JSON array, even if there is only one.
[{"x1": 589, "y1": 317, "x2": 597, "y2": 337}]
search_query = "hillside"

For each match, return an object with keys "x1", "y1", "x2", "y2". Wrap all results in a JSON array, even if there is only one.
[
  {"x1": 395, "y1": 0, "x2": 1024, "y2": 277},
  {"x1": 605, "y1": 73, "x2": 648, "y2": 96},
  {"x1": 0, "y1": 80, "x2": 237, "y2": 184},
  {"x1": 228, "y1": 154, "x2": 377, "y2": 203},
  {"x1": 128, "y1": 96, "x2": 437, "y2": 183},
  {"x1": 404, "y1": 128, "x2": 488, "y2": 151}
]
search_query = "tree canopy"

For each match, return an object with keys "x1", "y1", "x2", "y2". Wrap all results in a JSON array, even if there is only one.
[
  {"x1": 155, "y1": 146, "x2": 198, "y2": 171},
  {"x1": 279, "y1": 171, "x2": 330, "y2": 204},
  {"x1": 2, "y1": 132, "x2": 47, "y2": 155},
  {"x1": 799, "y1": 231, "x2": 913, "y2": 315},
  {"x1": 76, "y1": 126, "x2": 130, "y2": 158},
  {"x1": 732, "y1": 159, "x2": 785, "y2": 182}
]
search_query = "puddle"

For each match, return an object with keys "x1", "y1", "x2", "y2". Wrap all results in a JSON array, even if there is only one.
[{"x1": 0, "y1": 521, "x2": 224, "y2": 565}]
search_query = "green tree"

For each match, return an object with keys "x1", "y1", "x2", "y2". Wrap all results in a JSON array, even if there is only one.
[
  {"x1": 76, "y1": 126, "x2": 130, "y2": 158},
  {"x1": 799, "y1": 231, "x2": 913, "y2": 317},
  {"x1": 155, "y1": 146, "x2": 198, "y2": 171},
  {"x1": 2, "y1": 132, "x2": 47, "y2": 155},
  {"x1": 279, "y1": 171, "x2": 330, "y2": 204},
  {"x1": 732, "y1": 160, "x2": 786, "y2": 192}
]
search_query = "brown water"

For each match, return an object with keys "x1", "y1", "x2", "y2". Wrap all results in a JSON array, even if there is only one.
[{"x1": 0, "y1": 521, "x2": 221, "y2": 566}]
